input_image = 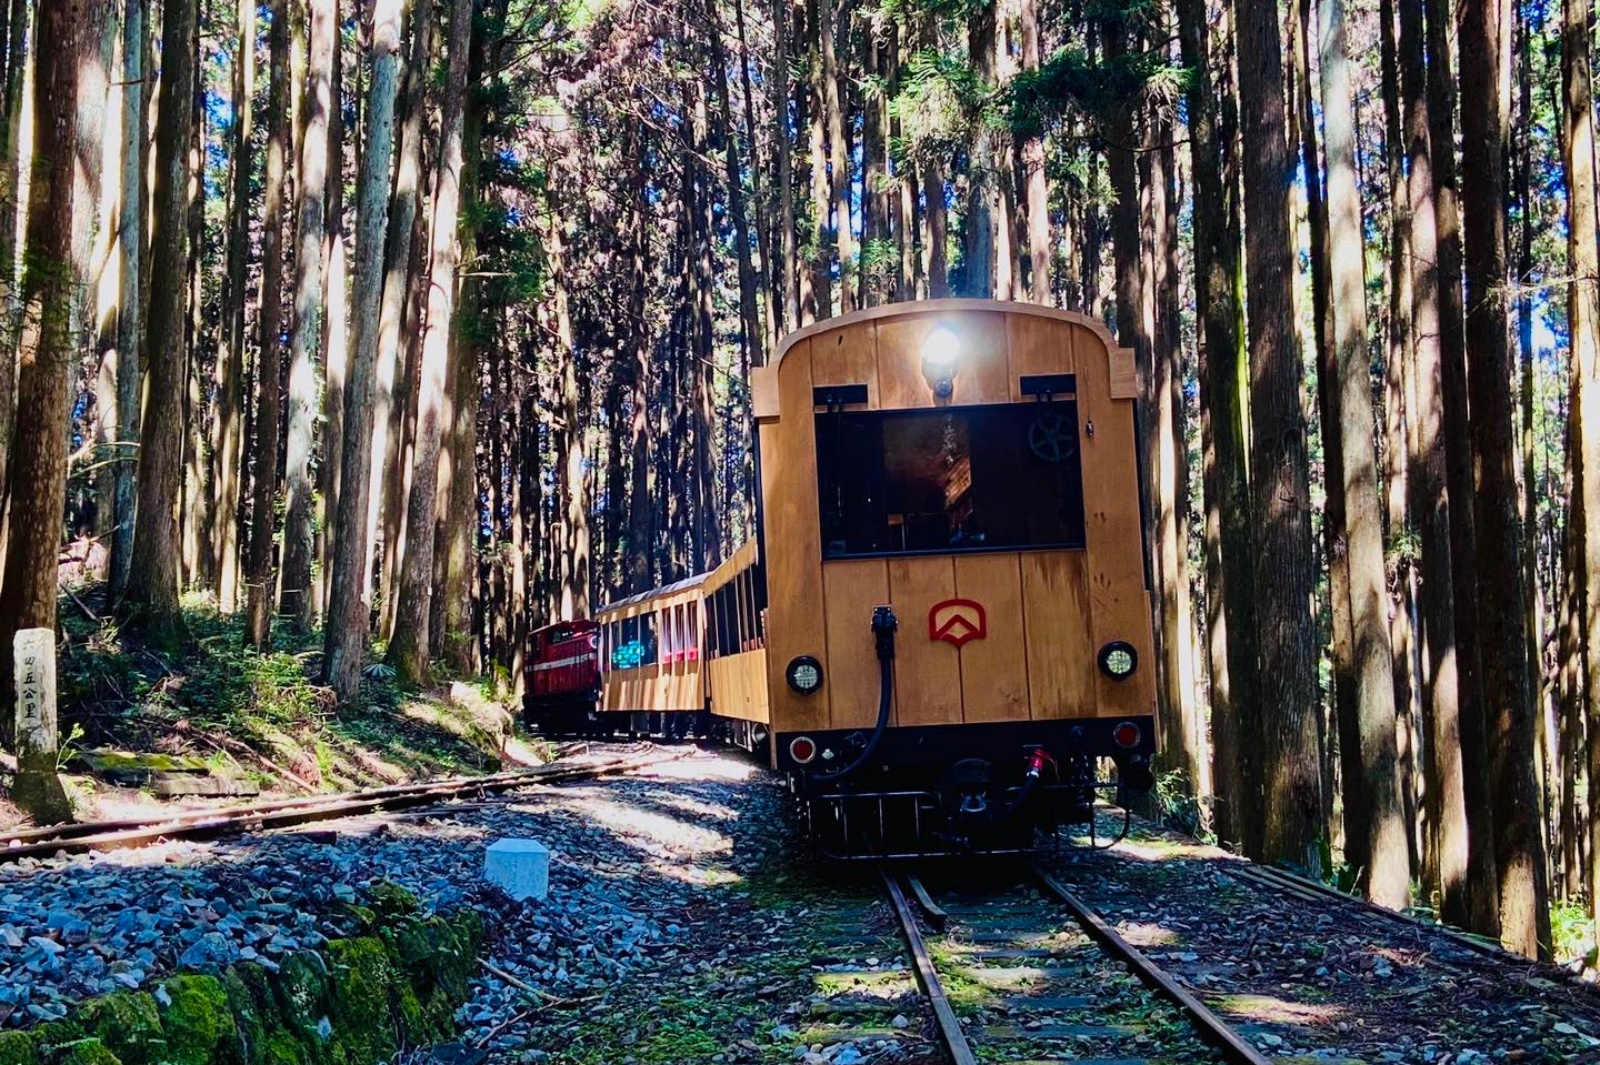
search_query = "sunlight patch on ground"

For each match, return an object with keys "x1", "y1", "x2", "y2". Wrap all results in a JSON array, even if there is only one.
[
  {"x1": 510, "y1": 789, "x2": 736, "y2": 885},
  {"x1": 631, "y1": 787, "x2": 739, "y2": 822},
  {"x1": 1115, "y1": 921, "x2": 1180, "y2": 948},
  {"x1": 1215, "y1": 992, "x2": 1346, "y2": 1025},
  {"x1": 639, "y1": 753, "x2": 761, "y2": 784}
]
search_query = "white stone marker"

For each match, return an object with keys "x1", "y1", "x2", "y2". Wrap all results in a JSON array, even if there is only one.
[
  {"x1": 485, "y1": 838, "x2": 550, "y2": 901},
  {"x1": 13, "y1": 628, "x2": 56, "y2": 769}
]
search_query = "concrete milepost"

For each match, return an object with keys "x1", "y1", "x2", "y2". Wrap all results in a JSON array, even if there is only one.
[{"x1": 12, "y1": 627, "x2": 74, "y2": 825}]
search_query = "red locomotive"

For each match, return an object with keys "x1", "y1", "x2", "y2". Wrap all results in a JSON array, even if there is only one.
[{"x1": 522, "y1": 620, "x2": 603, "y2": 737}]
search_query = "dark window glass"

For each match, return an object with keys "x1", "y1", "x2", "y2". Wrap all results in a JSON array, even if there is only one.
[{"x1": 815, "y1": 401, "x2": 1087, "y2": 557}]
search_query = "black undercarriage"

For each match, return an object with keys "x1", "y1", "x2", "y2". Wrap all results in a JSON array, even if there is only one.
[{"x1": 779, "y1": 718, "x2": 1157, "y2": 859}]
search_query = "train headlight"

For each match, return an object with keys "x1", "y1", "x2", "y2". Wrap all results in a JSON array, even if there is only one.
[
  {"x1": 1098, "y1": 641, "x2": 1138, "y2": 680},
  {"x1": 921, "y1": 325, "x2": 960, "y2": 398},
  {"x1": 786, "y1": 655, "x2": 824, "y2": 695}
]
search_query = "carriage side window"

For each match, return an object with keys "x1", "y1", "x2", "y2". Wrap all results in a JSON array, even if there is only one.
[
  {"x1": 687, "y1": 601, "x2": 700, "y2": 659},
  {"x1": 815, "y1": 401, "x2": 1087, "y2": 557}
]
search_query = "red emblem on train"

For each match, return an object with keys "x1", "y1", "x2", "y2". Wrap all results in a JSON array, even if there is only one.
[{"x1": 928, "y1": 599, "x2": 987, "y2": 647}]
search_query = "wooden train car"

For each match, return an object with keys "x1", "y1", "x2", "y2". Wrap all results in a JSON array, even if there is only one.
[{"x1": 527, "y1": 299, "x2": 1158, "y2": 855}]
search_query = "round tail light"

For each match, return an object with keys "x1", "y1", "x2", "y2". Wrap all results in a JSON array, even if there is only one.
[
  {"x1": 1112, "y1": 721, "x2": 1141, "y2": 750},
  {"x1": 789, "y1": 736, "x2": 818, "y2": 765}
]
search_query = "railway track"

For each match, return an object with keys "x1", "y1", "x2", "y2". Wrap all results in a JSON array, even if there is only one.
[
  {"x1": 0, "y1": 742, "x2": 687, "y2": 863},
  {"x1": 880, "y1": 860, "x2": 1272, "y2": 1065}
]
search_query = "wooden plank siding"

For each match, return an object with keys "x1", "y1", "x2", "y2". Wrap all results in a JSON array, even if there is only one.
[
  {"x1": 761, "y1": 340, "x2": 831, "y2": 733},
  {"x1": 953, "y1": 553, "x2": 1031, "y2": 722}
]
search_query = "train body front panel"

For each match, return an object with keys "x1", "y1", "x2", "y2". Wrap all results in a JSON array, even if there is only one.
[{"x1": 751, "y1": 300, "x2": 1158, "y2": 854}]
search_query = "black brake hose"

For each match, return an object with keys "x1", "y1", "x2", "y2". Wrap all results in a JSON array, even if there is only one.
[{"x1": 810, "y1": 606, "x2": 898, "y2": 786}]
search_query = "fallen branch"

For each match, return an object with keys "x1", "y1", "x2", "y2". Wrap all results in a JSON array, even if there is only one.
[{"x1": 473, "y1": 963, "x2": 603, "y2": 1048}]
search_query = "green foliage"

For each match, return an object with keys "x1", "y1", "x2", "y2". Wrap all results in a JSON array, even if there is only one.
[
  {"x1": 890, "y1": 48, "x2": 982, "y2": 164},
  {"x1": 1007, "y1": 43, "x2": 1182, "y2": 141},
  {"x1": 1152, "y1": 770, "x2": 1213, "y2": 841}
]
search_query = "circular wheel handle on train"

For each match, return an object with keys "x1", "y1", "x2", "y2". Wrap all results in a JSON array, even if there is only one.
[{"x1": 1027, "y1": 412, "x2": 1078, "y2": 463}]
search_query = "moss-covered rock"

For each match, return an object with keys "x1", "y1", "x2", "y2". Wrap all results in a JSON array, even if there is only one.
[
  {"x1": 324, "y1": 938, "x2": 395, "y2": 1065},
  {"x1": 271, "y1": 954, "x2": 328, "y2": 1039},
  {"x1": 0, "y1": 1032, "x2": 37, "y2": 1065},
  {"x1": 75, "y1": 992, "x2": 164, "y2": 1065},
  {"x1": 15, "y1": 898, "x2": 483, "y2": 1065},
  {"x1": 156, "y1": 976, "x2": 236, "y2": 1065},
  {"x1": 29, "y1": 1019, "x2": 84, "y2": 1057},
  {"x1": 58, "y1": 1039, "x2": 122, "y2": 1065},
  {"x1": 255, "y1": 1032, "x2": 305, "y2": 1065},
  {"x1": 365, "y1": 883, "x2": 419, "y2": 920}
]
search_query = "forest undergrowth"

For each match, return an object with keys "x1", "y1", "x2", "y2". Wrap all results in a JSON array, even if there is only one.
[{"x1": 0, "y1": 585, "x2": 537, "y2": 828}]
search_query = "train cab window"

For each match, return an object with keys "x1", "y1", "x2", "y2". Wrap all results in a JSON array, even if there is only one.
[{"x1": 815, "y1": 401, "x2": 1087, "y2": 557}]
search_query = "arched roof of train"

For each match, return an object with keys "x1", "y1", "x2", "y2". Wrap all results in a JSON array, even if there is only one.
[
  {"x1": 768, "y1": 298, "x2": 1125, "y2": 372},
  {"x1": 596, "y1": 570, "x2": 712, "y2": 614}
]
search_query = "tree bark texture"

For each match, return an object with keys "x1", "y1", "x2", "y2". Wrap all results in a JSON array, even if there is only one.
[
  {"x1": 325, "y1": 0, "x2": 404, "y2": 700},
  {"x1": 386, "y1": 0, "x2": 473, "y2": 686},
  {"x1": 246, "y1": 0, "x2": 292, "y2": 650},
  {"x1": 280, "y1": 0, "x2": 336, "y2": 631},
  {"x1": 1318, "y1": 0, "x2": 1409, "y2": 909},
  {"x1": 125, "y1": 0, "x2": 201, "y2": 644},
  {"x1": 1234, "y1": 0, "x2": 1324, "y2": 867},
  {"x1": 1459, "y1": 0, "x2": 1551, "y2": 959}
]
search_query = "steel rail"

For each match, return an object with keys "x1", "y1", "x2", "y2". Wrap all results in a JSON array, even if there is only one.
[
  {"x1": 1, "y1": 741, "x2": 600, "y2": 846},
  {"x1": 1029, "y1": 861, "x2": 1272, "y2": 1065},
  {"x1": 1232, "y1": 862, "x2": 1514, "y2": 963},
  {"x1": 1, "y1": 748, "x2": 686, "y2": 864},
  {"x1": 880, "y1": 868, "x2": 980, "y2": 1065}
]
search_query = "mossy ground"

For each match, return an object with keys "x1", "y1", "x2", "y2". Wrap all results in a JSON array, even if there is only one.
[{"x1": 7, "y1": 892, "x2": 482, "y2": 1065}]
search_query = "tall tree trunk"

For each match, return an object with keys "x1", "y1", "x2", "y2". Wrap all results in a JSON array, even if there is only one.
[
  {"x1": 1293, "y1": 0, "x2": 1348, "y2": 859},
  {"x1": 439, "y1": 12, "x2": 491, "y2": 674},
  {"x1": 213, "y1": 0, "x2": 254, "y2": 614},
  {"x1": 550, "y1": 219, "x2": 589, "y2": 618},
  {"x1": 709, "y1": 1, "x2": 762, "y2": 366},
  {"x1": 1378, "y1": 0, "x2": 1422, "y2": 886},
  {"x1": 1318, "y1": 0, "x2": 1409, "y2": 909},
  {"x1": 963, "y1": 0, "x2": 996, "y2": 298},
  {"x1": 280, "y1": 0, "x2": 335, "y2": 631},
  {"x1": 773, "y1": 0, "x2": 798, "y2": 332},
  {"x1": 1019, "y1": 0, "x2": 1048, "y2": 303},
  {"x1": 1459, "y1": 0, "x2": 1551, "y2": 959},
  {"x1": 109, "y1": 0, "x2": 144, "y2": 599},
  {"x1": 319, "y1": 10, "x2": 347, "y2": 619},
  {"x1": 325, "y1": 0, "x2": 403, "y2": 701},
  {"x1": 372, "y1": 0, "x2": 431, "y2": 638},
  {"x1": 246, "y1": 0, "x2": 292, "y2": 649},
  {"x1": 1151, "y1": 118, "x2": 1203, "y2": 797},
  {"x1": 1177, "y1": 0, "x2": 1254, "y2": 851},
  {"x1": 817, "y1": 0, "x2": 853, "y2": 312},
  {"x1": 181, "y1": 80, "x2": 210, "y2": 592},
  {"x1": 125, "y1": 0, "x2": 200, "y2": 644},
  {"x1": 1562, "y1": 0, "x2": 1600, "y2": 950},
  {"x1": 1234, "y1": 0, "x2": 1323, "y2": 867},
  {"x1": 84, "y1": 4, "x2": 117, "y2": 552},
  {"x1": 1427, "y1": 0, "x2": 1502, "y2": 940},
  {"x1": 386, "y1": 0, "x2": 472, "y2": 686},
  {"x1": 0, "y1": 0, "x2": 83, "y2": 823}
]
